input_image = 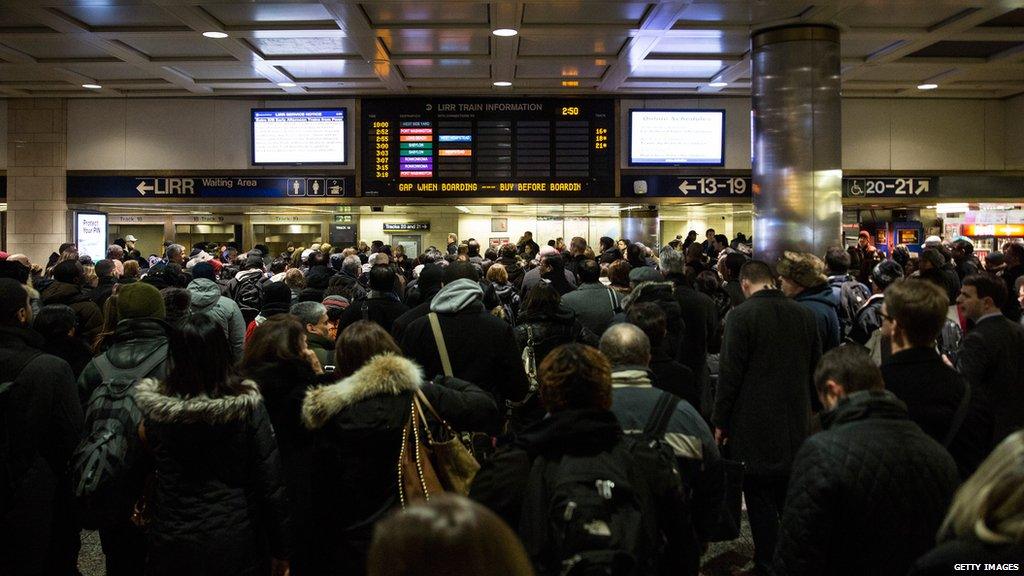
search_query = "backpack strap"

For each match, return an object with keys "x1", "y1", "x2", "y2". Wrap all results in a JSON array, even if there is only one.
[
  {"x1": 943, "y1": 379, "x2": 972, "y2": 448},
  {"x1": 642, "y1": 391, "x2": 681, "y2": 441},
  {"x1": 428, "y1": 313, "x2": 453, "y2": 378}
]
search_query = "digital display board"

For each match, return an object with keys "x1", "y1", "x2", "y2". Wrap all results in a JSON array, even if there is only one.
[
  {"x1": 252, "y1": 108, "x2": 346, "y2": 165},
  {"x1": 361, "y1": 98, "x2": 614, "y2": 197},
  {"x1": 629, "y1": 109, "x2": 725, "y2": 166}
]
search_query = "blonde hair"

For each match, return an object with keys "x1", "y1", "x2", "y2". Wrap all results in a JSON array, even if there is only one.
[
  {"x1": 939, "y1": 431, "x2": 1024, "y2": 544},
  {"x1": 487, "y1": 262, "x2": 508, "y2": 284}
]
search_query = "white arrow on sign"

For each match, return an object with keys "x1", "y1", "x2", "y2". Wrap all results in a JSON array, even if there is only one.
[
  {"x1": 678, "y1": 180, "x2": 695, "y2": 195},
  {"x1": 136, "y1": 181, "x2": 153, "y2": 196}
]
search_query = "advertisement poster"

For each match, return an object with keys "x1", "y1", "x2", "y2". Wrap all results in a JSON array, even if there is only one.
[{"x1": 75, "y1": 212, "x2": 107, "y2": 261}]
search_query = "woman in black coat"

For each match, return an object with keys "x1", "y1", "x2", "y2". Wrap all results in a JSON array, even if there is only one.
[
  {"x1": 301, "y1": 320, "x2": 497, "y2": 576},
  {"x1": 135, "y1": 313, "x2": 289, "y2": 576},
  {"x1": 242, "y1": 315, "x2": 325, "y2": 575}
]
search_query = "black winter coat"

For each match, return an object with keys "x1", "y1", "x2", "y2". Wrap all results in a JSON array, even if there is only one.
[
  {"x1": 650, "y1": 351, "x2": 700, "y2": 411},
  {"x1": 470, "y1": 409, "x2": 698, "y2": 576},
  {"x1": 793, "y1": 283, "x2": 842, "y2": 353},
  {"x1": 514, "y1": 306, "x2": 599, "y2": 366},
  {"x1": 882, "y1": 347, "x2": 992, "y2": 479},
  {"x1": 134, "y1": 378, "x2": 289, "y2": 576},
  {"x1": 667, "y1": 274, "x2": 719, "y2": 378},
  {"x1": 0, "y1": 327, "x2": 84, "y2": 576},
  {"x1": 338, "y1": 291, "x2": 409, "y2": 334},
  {"x1": 40, "y1": 280, "x2": 104, "y2": 343},
  {"x1": 712, "y1": 289, "x2": 820, "y2": 475},
  {"x1": 623, "y1": 281, "x2": 687, "y2": 362},
  {"x1": 956, "y1": 314, "x2": 1024, "y2": 444},
  {"x1": 773, "y1": 391, "x2": 959, "y2": 576},
  {"x1": 301, "y1": 354, "x2": 497, "y2": 576},
  {"x1": 42, "y1": 334, "x2": 94, "y2": 380},
  {"x1": 401, "y1": 301, "x2": 529, "y2": 428}
]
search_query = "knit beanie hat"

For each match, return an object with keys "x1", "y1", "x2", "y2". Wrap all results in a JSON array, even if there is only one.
[
  {"x1": 117, "y1": 282, "x2": 166, "y2": 320},
  {"x1": 920, "y1": 248, "x2": 945, "y2": 270},
  {"x1": 777, "y1": 251, "x2": 829, "y2": 289},
  {"x1": 628, "y1": 266, "x2": 662, "y2": 284},
  {"x1": 262, "y1": 281, "x2": 292, "y2": 305},
  {"x1": 871, "y1": 260, "x2": 904, "y2": 290},
  {"x1": 192, "y1": 261, "x2": 216, "y2": 281}
]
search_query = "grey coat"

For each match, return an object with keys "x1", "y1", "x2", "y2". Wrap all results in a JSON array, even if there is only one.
[
  {"x1": 187, "y1": 278, "x2": 246, "y2": 360},
  {"x1": 560, "y1": 281, "x2": 620, "y2": 337},
  {"x1": 712, "y1": 289, "x2": 821, "y2": 476}
]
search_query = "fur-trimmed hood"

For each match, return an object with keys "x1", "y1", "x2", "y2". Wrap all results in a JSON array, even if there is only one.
[
  {"x1": 135, "y1": 378, "x2": 263, "y2": 425},
  {"x1": 302, "y1": 353, "x2": 423, "y2": 430}
]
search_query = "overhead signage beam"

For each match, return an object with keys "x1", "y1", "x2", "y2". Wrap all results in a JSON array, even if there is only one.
[{"x1": 67, "y1": 176, "x2": 354, "y2": 200}]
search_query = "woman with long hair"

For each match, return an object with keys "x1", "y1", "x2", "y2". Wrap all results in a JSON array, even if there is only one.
[
  {"x1": 242, "y1": 315, "x2": 324, "y2": 575},
  {"x1": 301, "y1": 320, "x2": 496, "y2": 576},
  {"x1": 134, "y1": 313, "x2": 289, "y2": 576},
  {"x1": 911, "y1": 431, "x2": 1024, "y2": 573},
  {"x1": 367, "y1": 495, "x2": 533, "y2": 576}
]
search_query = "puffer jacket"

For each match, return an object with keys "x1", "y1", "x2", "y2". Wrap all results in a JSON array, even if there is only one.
[
  {"x1": 773, "y1": 390, "x2": 959, "y2": 576},
  {"x1": 40, "y1": 280, "x2": 104, "y2": 342},
  {"x1": 794, "y1": 283, "x2": 842, "y2": 352},
  {"x1": 77, "y1": 317, "x2": 169, "y2": 408},
  {"x1": 621, "y1": 281, "x2": 687, "y2": 361},
  {"x1": 848, "y1": 293, "x2": 885, "y2": 345},
  {"x1": 301, "y1": 354, "x2": 497, "y2": 576},
  {"x1": 187, "y1": 278, "x2": 245, "y2": 360},
  {"x1": 134, "y1": 378, "x2": 289, "y2": 576}
]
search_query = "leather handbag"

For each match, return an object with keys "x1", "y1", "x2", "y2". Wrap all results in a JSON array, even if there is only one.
[{"x1": 397, "y1": 389, "x2": 480, "y2": 507}]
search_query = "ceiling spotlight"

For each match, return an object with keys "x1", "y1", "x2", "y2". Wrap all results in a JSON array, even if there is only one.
[
  {"x1": 202, "y1": 31, "x2": 228, "y2": 39},
  {"x1": 917, "y1": 83, "x2": 938, "y2": 90},
  {"x1": 709, "y1": 81, "x2": 728, "y2": 88},
  {"x1": 492, "y1": 28, "x2": 518, "y2": 37},
  {"x1": 82, "y1": 84, "x2": 102, "y2": 89},
  {"x1": 493, "y1": 81, "x2": 512, "y2": 87},
  {"x1": 277, "y1": 82, "x2": 296, "y2": 88}
]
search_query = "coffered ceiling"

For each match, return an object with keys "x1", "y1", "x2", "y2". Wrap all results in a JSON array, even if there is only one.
[{"x1": 0, "y1": 0, "x2": 1022, "y2": 99}]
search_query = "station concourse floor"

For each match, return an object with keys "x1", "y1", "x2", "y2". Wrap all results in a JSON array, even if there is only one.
[{"x1": 77, "y1": 518, "x2": 755, "y2": 576}]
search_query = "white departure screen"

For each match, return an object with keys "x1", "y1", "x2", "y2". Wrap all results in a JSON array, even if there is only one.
[
  {"x1": 630, "y1": 109, "x2": 724, "y2": 166},
  {"x1": 252, "y1": 109, "x2": 346, "y2": 164}
]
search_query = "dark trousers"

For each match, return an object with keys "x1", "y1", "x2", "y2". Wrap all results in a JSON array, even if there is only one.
[
  {"x1": 99, "y1": 525, "x2": 147, "y2": 576},
  {"x1": 743, "y1": 474, "x2": 789, "y2": 575}
]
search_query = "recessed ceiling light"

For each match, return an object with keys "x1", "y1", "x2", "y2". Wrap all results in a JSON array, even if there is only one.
[
  {"x1": 202, "y1": 31, "x2": 228, "y2": 39},
  {"x1": 493, "y1": 81, "x2": 512, "y2": 87},
  {"x1": 492, "y1": 28, "x2": 518, "y2": 37},
  {"x1": 277, "y1": 82, "x2": 296, "y2": 88},
  {"x1": 917, "y1": 83, "x2": 938, "y2": 90},
  {"x1": 709, "y1": 81, "x2": 728, "y2": 88},
  {"x1": 82, "y1": 84, "x2": 102, "y2": 89}
]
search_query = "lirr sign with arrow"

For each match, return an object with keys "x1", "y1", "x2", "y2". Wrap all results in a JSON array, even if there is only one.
[
  {"x1": 68, "y1": 176, "x2": 354, "y2": 200},
  {"x1": 623, "y1": 175, "x2": 751, "y2": 198}
]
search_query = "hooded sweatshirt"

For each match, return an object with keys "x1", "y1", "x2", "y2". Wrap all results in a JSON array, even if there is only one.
[
  {"x1": 794, "y1": 283, "x2": 841, "y2": 352},
  {"x1": 430, "y1": 278, "x2": 484, "y2": 314},
  {"x1": 187, "y1": 277, "x2": 246, "y2": 360}
]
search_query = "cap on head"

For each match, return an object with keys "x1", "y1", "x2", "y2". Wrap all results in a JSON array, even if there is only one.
[{"x1": 117, "y1": 282, "x2": 166, "y2": 320}]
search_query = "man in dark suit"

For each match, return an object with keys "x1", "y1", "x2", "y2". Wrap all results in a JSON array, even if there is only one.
[
  {"x1": 880, "y1": 279, "x2": 990, "y2": 478},
  {"x1": 955, "y1": 274, "x2": 1024, "y2": 445},
  {"x1": 712, "y1": 260, "x2": 821, "y2": 575}
]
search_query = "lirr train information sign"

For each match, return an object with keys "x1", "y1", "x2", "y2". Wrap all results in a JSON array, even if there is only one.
[{"x1": 67, "y1": 176, "x2": 354, "y2": 199}]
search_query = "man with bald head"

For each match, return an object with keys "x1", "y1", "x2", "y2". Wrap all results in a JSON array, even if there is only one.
[{"x1": 599, "y1": 322, "x2": 719, "y2": 550}]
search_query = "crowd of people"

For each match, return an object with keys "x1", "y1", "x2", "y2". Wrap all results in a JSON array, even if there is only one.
[{"x1": 0, "y1": 226, "x2": 1022, "y2": 576}]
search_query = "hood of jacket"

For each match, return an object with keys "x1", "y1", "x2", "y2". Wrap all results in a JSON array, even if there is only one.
[
  {"x1": 187, "y1": 277, "x2": 222, "y2": 309},
  {"x1": 105, "y1": 318, "x2": 169, "y2": 369},
  {"x1": 135, "y1": 378, "x2": 262, "y2": 425},
  {"x1": 0, "y1": 325, "x2": 45, "y2": 351},
  {"x1": 795, "y1": 283, "x2": 838, "y2": 308},
  {"x1": 41, "y1": 280, "x2": 87, "y2": 305},
  {"x1": 234, "y1": 268, "x2": 263, "y2": 282},
  {"x1": 621, "y1": 280, "x2": 674, "y2": 310},
  {"x1": 430, "y1": 278, "x2": 484, "y2": 314},
  {"x1": 302, "y1": 353, "x2": 422, "y2": 429},
  {"x1": 514, "y1": 409, "x2": 623, "y2": 458},
  {"x1": 820, "y1": 390, "x2": 910, "y2": 430},
  {"x1": 521, "y1": 304, "x2": 577, "y2": 325}
]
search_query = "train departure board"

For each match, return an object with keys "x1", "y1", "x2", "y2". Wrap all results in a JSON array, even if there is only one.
[{"x1": 361, "y1": 98, "x2": 614, "y2": 197}]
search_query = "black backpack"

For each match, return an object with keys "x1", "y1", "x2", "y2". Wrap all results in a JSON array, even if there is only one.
[
  {"x1": 231, "y1": 274, "x2": 263, "y2": 324},
  {"x1": 494, "y1": 284, "x2": 521, "y2": 327},
  {"x1": 521, "y1": 399, "x2": 680, "y2": 576},
  {"x1": 0, "y1": 351, "x2": 41, "y2": 516},
  {"x1": 71, "y1": 344, "x2": 167, "y2": 529}
]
